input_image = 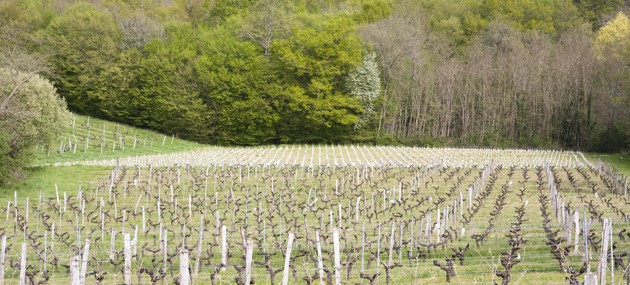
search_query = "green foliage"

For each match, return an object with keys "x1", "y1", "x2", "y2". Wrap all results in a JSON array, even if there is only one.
[
  {"x1": 0, "y1": 133, "x2": 20, "y2": 184},
  {"x1": 594, "y1": 12, "x2": 630, "y2": 61},
  {"x1": 45, "y1": 3, "x2": 121, "y2": 116},
  {"x1": 5, "y1": 0, "x2": 628, "y2": 150},
  {"x1": 482, "y1": 0, "x2": 557, "y2": 34},
  {"x1": 117, "y1": 34, "x2": 208, "y2": 142},
  {"x1": 0, "y1": 0, "x2": 36, "y2": 42},
  {"x1": 0, "y1": 0, "x2": 56, "y2": 58},
  {"x1": 195, "y1": 26, "x2": 278, "y2": 145},
  {"x1": 0, "y1": 68, "x2": 69, "y2": 184},
  {"x1": 417, "y1": 0, "x2": 582, "y2": 49},
  {"x1": 590, "y1": 12, "x2": 630, "y2": 152},
  {"x1": 419, "y1": 0, "x2": 487, "y2": 47},
  {"x1": 204, "y1": 0, "x2": 258, "y2": 25},
  {"x1": 273, "y1": 16, "x2": 364, "y2": 142},
  {"x1": 573, "y1": 0, "x2": 624, "y2": 28},
  {"x1": 353, "y1": 0, "x2": 393, "y2": 23},
  {"x1": 30, "y1": 1, "x2": 382, "y2": 146},
  {"x1": 551, "y1": 0, "x2": 584, "y2": 33},
  {"x1": 592, "y1": 125, "x2": 630, "y2": 152},
  {"x1": 275, "y1": 17, "x2": 363, "y2": 90}
]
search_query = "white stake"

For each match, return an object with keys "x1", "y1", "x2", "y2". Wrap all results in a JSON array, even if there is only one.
[
  {"x1": 333, "y1": 229, "x2": 342, "y2": 285},
  {"x1": 389, "y1": 223, "x2": 395, "y2": 266},
  {"x1": 316, "y1": 230, "x2": 325, "y2": 285},
  {"x1": 574, "y1": 211, "x2": 580, "y2": 254},
  {"x1": 282, "y1": 233, "x2": 295, "y2": 285},
  {"x1": 180, "y1": 249, "x2": 190, "y2": 285},
  {"x1": 124, "y1": 233, "x2": 131, "y2": 285},
  {"x1": 70, "y1": 255, "x2": 80, "y2": 285},
  {"x1": 361, "y1": 223, "x2": 365, "y2": 272},
  {"x1": 377, "y1": 223, "x2": 381, "y2": 273},
  {"x1": 221, "y1": 226, "x2": 228, "y2": 267},
  {"x1": 244, "y1": 239, "x2": 254, "y2": 285},
  {"x1": 0, "y1": 236, "x2": 5, "y2": 285},
  {"x1": 194, "y1": 215, "x2": 204, "y2": 278},
  {"x1": 80, "y1": 240, "x2": 90, "y2": 285},
  {"x1": 19, "y1": 243, "x2": 26, "y2": 285},
  {"x1": 109, "y1": 229, "x2": 116, "y2": 261}
]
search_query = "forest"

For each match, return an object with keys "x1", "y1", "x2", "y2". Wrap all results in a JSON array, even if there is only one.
[{"x1": 1, "y1": 0, "x2": 629, "y2": 150}]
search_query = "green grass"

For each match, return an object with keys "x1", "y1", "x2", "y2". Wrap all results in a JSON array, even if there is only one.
[
  {"x1": 34, "y1": 114, "x2": 204, "y2": 165},
  {"x1": 0, "y1": 166, "x2": 112, "y2": 200},
  {"x1": 5, "y1": 114, "x2": 199, "y2": 199},
  {"x1": 585, "y1": 152, "x2": 630, "y2": 177}
]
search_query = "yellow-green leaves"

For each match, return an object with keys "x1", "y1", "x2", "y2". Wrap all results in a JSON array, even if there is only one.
[
  {"x1": 272, "y1": 16, "x2": 363, "y2": 142},
  {"x1": 594, "y1": 12, "x2": 630, "y2": 61}
]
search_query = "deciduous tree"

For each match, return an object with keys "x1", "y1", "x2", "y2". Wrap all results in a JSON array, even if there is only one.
[{"x1": 0, "y1": 68, "x2": 69, "y2": 184}]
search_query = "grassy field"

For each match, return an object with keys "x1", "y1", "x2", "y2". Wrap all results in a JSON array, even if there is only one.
[{"x1": 0, "y1": 166, "x2": 112, "y2": 200}]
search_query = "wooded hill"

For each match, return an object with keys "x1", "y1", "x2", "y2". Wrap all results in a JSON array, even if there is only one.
[{"x1": 1, "y1": 0, "x2": 629, "y2": 150}]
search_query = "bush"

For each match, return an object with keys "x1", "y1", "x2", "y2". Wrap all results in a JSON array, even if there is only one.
[
  {"x1": 592, "y1": 125, "x2": 630, "y2": 153},
  {"x1": 0, "y1": 68, "x2": 69, "y2": 184}
]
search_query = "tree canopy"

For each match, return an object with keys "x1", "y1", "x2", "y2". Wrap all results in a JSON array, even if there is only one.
[{"x1": 1, "y1": 0, "x2": 628, "y2": 151}]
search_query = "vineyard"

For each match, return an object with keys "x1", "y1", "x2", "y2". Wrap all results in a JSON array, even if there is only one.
[
  {"x1": 2, "y1": 147, "x2": 630, "y2": 284},
  {"x1": 35, "y1": 115, "x2": 201, "y2": 166}
]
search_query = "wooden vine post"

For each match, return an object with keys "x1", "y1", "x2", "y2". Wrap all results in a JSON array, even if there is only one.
[
  {"x1": 19, "y1": 243, "x2": 26, "y2": 285},
  {"x1": 70, "y1": 255, "x2": 80, "y2": 285},
  {"x1": 333, "y1": 228, "x2": 342, "y2": 285},
  {"x1": 0, "y1": 235, "x2": 5, "y2": 285},
  {"x1": 584, "y1": 272, "x2": 598, "y2": 285},
  {"x1": 109, "y1": 229, "x2": 116, "y2": 261},
  {"x1": 221, "y1": 225, "x2": 228, "y2": 267},
  {"x1": 388, "y1": 223, "x2": 395, "y2": 266},
  {"x1": 244, "y1": 239, "x2": 254, "y2": 285},
  {"x1": 124, "y1": 233, "x2": 132, "y2": 285},
  {"x1": 316, "y1": 230, "x2": 325, "y2": 285},
  {"x1": 80, "y1": 239, "x2": 90, "y2": 285},
  {"x1": 281, "y1": 233, "x2": 295, "y2": 285},
  {"x1": 180, "y1": 249, "x2": 190, "y2": 285},
  {"x1": 574, "y1": 212, "x2": 580, "y2": 254},
  {"x1": 194, "y1": 215, "x2": 204, "y2": 278},
  {"x1": 598, "y1": 218, "x2": 610, "y2": 285}
]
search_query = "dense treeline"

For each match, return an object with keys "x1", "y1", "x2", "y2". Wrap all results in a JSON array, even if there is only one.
[{"x1": 0, "y1": 0, "x2": 628, "y2": 150}]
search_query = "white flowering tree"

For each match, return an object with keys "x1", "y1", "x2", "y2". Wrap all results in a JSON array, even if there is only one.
[{"x1": 346, "y1": 52, "x2": 382, "y2": 130}]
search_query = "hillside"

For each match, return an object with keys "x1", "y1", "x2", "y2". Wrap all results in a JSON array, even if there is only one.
[
  {"x1": 35, "y1": 114, "x2": 203, "y2": 165},
  {"x1": 1, "y1": 0, "x2": 628, "y2": 151},
  {"x1": 0, "y1": 114, "x2": 202, "y2": 199}
]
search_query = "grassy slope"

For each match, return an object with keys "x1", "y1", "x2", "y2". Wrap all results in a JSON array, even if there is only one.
[
  {"x1": 585, "y1": 152, "x2": 630, "y2": 177},
  {"x1": 1, "y1": 114, "x2": 204, "y2": 199},
  {"x1": 0, "y1": 166, "x2": 112, "y2": 200},
  {"x1": 34, "y1": 114, "x2": 203, "y2": 165}
]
